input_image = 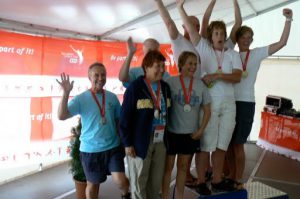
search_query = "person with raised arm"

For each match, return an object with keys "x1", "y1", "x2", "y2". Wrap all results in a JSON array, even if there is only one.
[
  {"x1": 226, "y1": 8, "x2": 293, "y2": 189},
  {"x1": 177, "y1": 0, "x2": 242, "y2": 193},
  {"x1": 57, "y1": 63, "x2": 131, "y2": 199},
  {"x1": 154, "y1": 0, "x2": 204, "y2": 189},
  {"x1": 119, "y1": 37, "x2": 170, "y2": 88}
]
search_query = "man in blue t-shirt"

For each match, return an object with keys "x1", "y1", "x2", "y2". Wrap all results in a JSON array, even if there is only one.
[
  {"x1": 118, "y1": 37, "x2": 170, "y2": 88},
  {"x1": 57, "y1": 62, "x2": 131, "y2": 199}
]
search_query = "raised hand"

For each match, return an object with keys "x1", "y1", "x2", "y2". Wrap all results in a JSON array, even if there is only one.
[
  {"x1": 176, "y1": 0, "x2": 185, "y2": 7},
  {"x1": 127, "y1": 37, "x2": 137, "y2": 54},
  {"x1": 56, "y1": 73, "x2": 74, "y2": 94},
  {"x1": 283, "y1": 8, "x2": 293, "y2": 19}
]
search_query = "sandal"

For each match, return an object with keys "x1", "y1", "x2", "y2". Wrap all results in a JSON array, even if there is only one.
[{"x1": 185, "y1": 176, "x2": 198, "y2": 187}]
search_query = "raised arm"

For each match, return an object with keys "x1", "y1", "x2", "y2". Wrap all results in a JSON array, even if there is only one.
[
  {"x1": 268, "y1": 8, "x2": 293, "y2": 55},
  {"x1": 155, "y1": 0, "x2": 179, "y2": 40},
  {"x1": 57, "y1": 73, "x2": 74, "y2": 120},
  {"x1": 229, "y1": 0, "x2": 242, "y2": 44},
  {"x1": 176, "y1": 0, "x2": 200, "y2": 46},
  {"x1": 200, "y1": 0, "x2": 216, "y2": 38},
  {"x1": 118, "y1": 37, "x2": 137, "y2": 82}
]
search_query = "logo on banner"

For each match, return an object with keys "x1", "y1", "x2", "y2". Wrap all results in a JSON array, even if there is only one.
[{"x1": 61, "y1": 45, "x2": 84, "y2": 65}]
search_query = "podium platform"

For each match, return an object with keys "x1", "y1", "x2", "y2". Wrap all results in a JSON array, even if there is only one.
[{"x1": 173, "y1": 181, "x2": 289, "y2": 199}]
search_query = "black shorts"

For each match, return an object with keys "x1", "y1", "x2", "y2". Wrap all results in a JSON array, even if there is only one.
[
  {"x1": 165, "y1": 131, "x2": 200, "y2": 155},
  {"x1": 232, "y1": 101, "x2": 255, "y2": 144},
  {"x1": 80, "y1": 144, "x2": 125, "y2": 184}
]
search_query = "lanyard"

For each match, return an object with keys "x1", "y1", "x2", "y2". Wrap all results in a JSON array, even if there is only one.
[
  {"x1": 179, "y1": 75, "x2": 193, "y2": 105},
  {"x1": 144, "y1": 78, "x2": 161, "y2": 111},
  {"x1": 90, "y1": 89, "x2": 105, "y2": 119},
  {"x1": 214, "y1": 48, "x2": 224, "y2": 70},
  {"x1": 240, "y1": 50, "x2": 250, "y2": 71}
]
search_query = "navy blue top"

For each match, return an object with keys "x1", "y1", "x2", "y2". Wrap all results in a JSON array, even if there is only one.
[{"x1": 119, "y1": 76, "x2": 171, "y2": 159}]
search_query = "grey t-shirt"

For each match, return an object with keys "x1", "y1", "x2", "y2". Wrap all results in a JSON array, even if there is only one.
[{"x1": 166, "y1": 76, "x2": 211, "y2": 134}]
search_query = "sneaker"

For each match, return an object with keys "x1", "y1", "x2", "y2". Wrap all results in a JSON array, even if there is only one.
[
  {"x1": 121, "y1": 192, "x2": 131, "y2": 199},
  {"x1": 196, "y1": 183, "x2": 211, "y2": 195},
  {"x1": 211, "y1": 179, "x2": 235, "y2": 192}
]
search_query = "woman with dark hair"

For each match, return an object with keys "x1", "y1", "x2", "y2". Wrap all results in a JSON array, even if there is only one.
[
  {"x1": 162, "y1": 51, "x2": 211, "y2": 199},
  {"x1": 119, "y1": 50, "x2": 172, "y2": 199}
]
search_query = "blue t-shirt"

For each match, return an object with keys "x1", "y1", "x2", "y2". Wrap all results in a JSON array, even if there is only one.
[
  {"x1": 68, "y1": 90, "x2": 121, "y2": 153},
  {"x1": 123, "y1": 67, "x2": 170, "y2": 88}
]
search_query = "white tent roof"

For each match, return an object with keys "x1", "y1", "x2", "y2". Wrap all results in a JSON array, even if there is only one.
[{"x1": 0, "y1": 0, "x2": 298, "y2": 43}]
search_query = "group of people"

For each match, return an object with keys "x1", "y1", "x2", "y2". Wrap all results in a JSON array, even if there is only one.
[{"x1": 57, "y1": 0, "x2": 293, "y2": 199}]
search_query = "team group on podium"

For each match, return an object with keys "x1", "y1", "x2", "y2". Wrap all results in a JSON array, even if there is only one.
[{"x1": 57, "y1": 0, "x2": 293, "y2": 198}]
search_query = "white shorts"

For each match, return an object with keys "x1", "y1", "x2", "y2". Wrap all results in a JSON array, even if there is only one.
[{"x1": 200, "y1": 96, "x2": 236, "y2": 152}]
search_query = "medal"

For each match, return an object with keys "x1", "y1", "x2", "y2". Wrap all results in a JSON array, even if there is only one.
[
  {"x1": 101, "y1": 117, "x2": 107, "y2": 125},
  {"x1": 216, "y1": 69, "x2": 222, "y2": 74},
  {"x1": 90, "y1": 89, "x2": 106, "y2": 126},
  {"x1": 179, "y1": 75, "x2": 194, "y2": 112},
  {"x1": 154, "y1": 109, "x2": 160, "y2": 119},
  {"x1": 240, "y1": 50, "x2": 250, "y2": 79},
  {"x1": 214, "y1": 48, "x2": 224, "y2": 75},
  {"x1": 183, "y1": 104, "x2": 192, "y2": 112},
  {"x1": 144, "y1": 78, "x2": 162, "y2": 120}
]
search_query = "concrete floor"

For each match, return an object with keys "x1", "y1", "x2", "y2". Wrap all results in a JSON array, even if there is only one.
[{"x1": 0, "y1": 143, "x2": 299, "y2": 199}]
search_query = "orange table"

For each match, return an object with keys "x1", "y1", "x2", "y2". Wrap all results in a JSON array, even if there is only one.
[{"x1": 257, "y1": 111, "x2": 300, "y2": 161}]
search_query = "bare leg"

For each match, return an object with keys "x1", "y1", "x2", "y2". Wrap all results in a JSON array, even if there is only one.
[
  {"x1": 86, "y1": 181, "x2": 99, "y2": 199},
  {"x1": 162, "y1": 155, "x2": 175, "y2": 199},
  {"x1": 176, "y1": 154, "x2": 190, "y2": 199},
  {"x1": 111, "y1": 172, "x2": 130, "y2": 195}
]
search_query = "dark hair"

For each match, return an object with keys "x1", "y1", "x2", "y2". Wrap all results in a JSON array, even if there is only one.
[
  {"x1": 88, "y1": 62, "x2": 105, "y2": 76},
  {"x1": 236, "y1": 25, "x2": 254, "y2": 41},
  {"x1": 141, "y1": 51, "x2": 166, "y2": 74},
  {"x1": 178, "y1": 51, "x2": 197, "y2": 72},
  {"x1": 207, "y1": 21, "x2": 227, "y2": 44}
]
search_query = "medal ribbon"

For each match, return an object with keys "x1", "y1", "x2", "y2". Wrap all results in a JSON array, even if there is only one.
[
  {"x1": 240, "y1": 50, "x2": 250, "y2": 71},
  {"x1": 214, "y1": 48, "x2": 224, "y2": 71},
  {"x1": 144, "y1": 78, "x2": 161, "y2": 111},
  {"x1": 179, "y1": 75, "x2": 193, "y2": 105},
  {"x1": 90, "y1": 89, "x2": 105, "y2": 119}
]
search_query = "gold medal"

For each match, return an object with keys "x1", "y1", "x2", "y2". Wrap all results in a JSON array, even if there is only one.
[
  {"x1": 216, "y1": 69, "x2": 222, "y2": 74},
  {"x1": 242, "y1": 71, "x2": 248, "y2": 78}
]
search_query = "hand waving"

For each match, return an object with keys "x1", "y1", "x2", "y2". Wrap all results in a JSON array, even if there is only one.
[{"x1": 56, "y1": 73, "x2": 74, "y2": 94}]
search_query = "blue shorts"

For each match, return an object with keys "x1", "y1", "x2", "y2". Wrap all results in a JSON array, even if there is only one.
[
  {"x1": 80, "y1": 144, "x2": 125, "y2": 184},
  {"x1": 165, "y1": 131, "x2": 200, "y2": 155},
  {"x1": 232, "y1": 101, "x2": 255, "y2": 144}
]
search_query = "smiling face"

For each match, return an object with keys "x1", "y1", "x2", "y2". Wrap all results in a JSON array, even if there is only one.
[
  {"x1": 236, "y1": 26, "x2": 254, "y2": 52},
  {"x1": 178, "y1": 52, "x2": 197, "y2": 78},
  {"x1": 88, "y1": 63, "x2": 106, "y2": 93},
  {"x1": 145, "y1": 61, "x2": 165, "y2": 82}
]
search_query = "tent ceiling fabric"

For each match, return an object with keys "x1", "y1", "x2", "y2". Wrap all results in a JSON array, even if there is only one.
[{"x1": 0, "y1": 0, "x2": 297, "y2": 43}]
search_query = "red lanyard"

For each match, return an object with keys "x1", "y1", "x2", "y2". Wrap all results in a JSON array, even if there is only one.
[
  {"x1": 240, "y1": 50, "x2": 250, "y2": 71},
  {"x1": 214, "y1": 48, "x2": 224, "y2": 70},
  {"x1": 90, "y1": 89, "x2": 105, "y2": 119},
  {"x1": 179, "y1": 75, "x2": 193, "y2": 105},
  {"x1": 144, "y1": 78, "x2": 161, "y2": 111}
]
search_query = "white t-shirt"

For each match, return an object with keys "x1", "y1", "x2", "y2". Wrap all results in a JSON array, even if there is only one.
[
  {"x1": 195, "y1": 38, "x2": 242, "y2": 98},
  {"x1": 234, "y1": 46, "x2": 269, "y2": 102},
  {"x1": 171, "y1": 33, "x2": 201, "y2": 78}
]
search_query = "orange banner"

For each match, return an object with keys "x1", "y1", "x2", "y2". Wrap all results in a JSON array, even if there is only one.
[
  {"x1": 259, "y1": 111, "x2": 300, "y2": 152},
  {"x1": 0, "y1": 30, "x2": 43, "y2": 75}
]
